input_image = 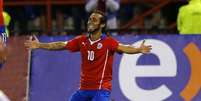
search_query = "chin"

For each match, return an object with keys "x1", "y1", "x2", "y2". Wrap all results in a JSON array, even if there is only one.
[
  {"x1": 88, "y1": 27, "x2": 100, "y2": 33},
  {"x1": 87, "y1": 29, "x2": 95, "y2": 33}
]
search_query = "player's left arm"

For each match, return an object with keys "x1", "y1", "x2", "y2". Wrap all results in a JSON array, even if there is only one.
[{"x1": 116, "y1": 40, "x2": 152, "y2": 54}]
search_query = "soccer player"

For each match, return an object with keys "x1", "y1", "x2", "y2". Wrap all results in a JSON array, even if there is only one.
[
  {"x1": 0, "y1": 0, "x2": 7, "y2": 68},
  {"x1": 0, "y1": 0, "x2": 10, "y2": 101},
  {"x1": 25, "y1": 10, "x2": 152, "y2": 101}
]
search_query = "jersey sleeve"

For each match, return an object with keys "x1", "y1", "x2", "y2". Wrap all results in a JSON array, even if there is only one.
[
  {"x1": 0, "y1": 0, "x2": 4, "y2": 26},
  {"x1": 65, "y1": 36, "x2": 82, "y2": 52},
  {"x1": 108, "y1": 37, "x2": 119, "y2": 52},
  {"x1": 0, "y1": 0, "x2": 5, "y2": 33},
  {"x1": 0, "y1": 0, "x2": 6, "y2": 43}
]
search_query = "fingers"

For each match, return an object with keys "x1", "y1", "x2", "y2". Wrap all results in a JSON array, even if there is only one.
[
  {"x1": 24, "y1": 40, "x2": 31, "y2": 45},
  {"x1": 147, "y1": 45, "x2": 152, "y2": 48},
  {"x1": 142, "y1": 49, "x2": 151, "y2": 54},
  {"x1": 146, "y1": 45, "x2": 152, "y2": 50},
  {"x1": 141, "y1": 45, "x2": 152, "y2": 54},
  {"x1": 24, "y1": 39, "x2": 34, "y2": 50},
  {"x1": 25, "y1": 35, "x2": 39, "y2": 50},
  {"x1": 145, "y1": 45, "x2": 152, "y2": 50},
  {"x1": 24, "y1": 42, "x2": 32, "y2": 50},
  {"x1": 27, "y1": 35, "x2": 39, "y2": 41}
]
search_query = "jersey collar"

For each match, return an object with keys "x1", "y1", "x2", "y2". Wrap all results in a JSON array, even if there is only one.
[
  {"x1": 87, "y1": 33, "x2": 107, "y2": 45},
  {"x1": 88, "y1": 38, "x2": 101, "y2": 45}
]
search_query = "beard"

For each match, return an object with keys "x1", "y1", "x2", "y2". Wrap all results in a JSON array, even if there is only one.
[{"x1": 87, "y1": 24, "x2": 100, "y2": 34}]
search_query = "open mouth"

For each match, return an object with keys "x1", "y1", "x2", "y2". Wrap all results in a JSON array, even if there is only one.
[
  {"x1": 88, "y1": 25, "x2": 94, "y2": 29},
  {"x1": 88, "y1": 24, "x2": 95, "y2": 30}
]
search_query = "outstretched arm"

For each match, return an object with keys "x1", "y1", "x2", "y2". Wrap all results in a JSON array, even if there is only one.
[
  {"x1": 117, "y1": 40, "x2": 152, "y2": 54},
  {"x1": 24, "y1": 35, "x2": 67, "y2": 50}
]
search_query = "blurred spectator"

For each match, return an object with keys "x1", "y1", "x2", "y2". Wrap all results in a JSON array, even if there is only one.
[
  {"x1": 52, "y1": 6, "x2": 86, "y2": 35},
  {"x1": 52, "y1": 6, "x2": 67, "y2": 35},
  {"x1": 120, "y1": 3, "x2": 166, "y2": 33},
  {"x1": 118, "y1": 4, "x2": 133, "y2": 25},
  {"x1": 72, "y1": 7, "x2": 86, "y2": 35},
  {"x1": 85, "y1": 0, "x2": 120, "y2": 31},
  {"x1": 136, "y1": 4, "x2": 166, "y2": 32},
  {"x1": 10, "y1": 7, "x2": 28, "y2": 35},
  {"x1": 144, "y1": 11, "x2": 166, "y2": 32},
  {"x1": 177, "y1": 0, "x2": 201, "y2": 34},
  {"x1": 55, "y1": 10, "x2": 64, "y2": 34},
  {"x1": 25, "y1": 6, "x2": 46, "y2": 34},
  {"x1": 3, "y1": 11, "x2": 11, "y2": 37},
  {"x1": 5, "y1": 6, "x2": 46, "y2": 35}
]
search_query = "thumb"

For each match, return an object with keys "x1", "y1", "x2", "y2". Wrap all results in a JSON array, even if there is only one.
[
  {"x1": 33, "y1": 35, "x2": 39, "y2": 42},
  {"x1": 29, "y1": 36, "x2": 33, "y2": 41},
  {"x1": 141, "y1": 40, "x2": 145, "y2": 46}
]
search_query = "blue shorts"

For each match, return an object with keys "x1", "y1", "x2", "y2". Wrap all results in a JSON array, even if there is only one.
[
  {"x1": 69, "y1": 89, "x2": 111, "y2": 101},
  {"x1": 0, "y1": 26, "x2": 5, "y2": 33},
  {"x1": 0, "y1": 26, "x2": 7, "y2": 43}
]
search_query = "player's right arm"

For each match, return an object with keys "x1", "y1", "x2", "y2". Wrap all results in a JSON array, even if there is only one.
[
  {"x1": 117, "y1": 40, "x2": 152, "y2": 54},
  {"x1": 24, "y1": 36, "x2": 67, "y2": 50}
]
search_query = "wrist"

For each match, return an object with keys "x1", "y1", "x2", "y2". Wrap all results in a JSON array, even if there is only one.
[
  {"x1": 37, "y1": 43, "x2": 41, "y2": 49},
  {"x1": 137, "y1": 47, "x2": 143, "y2": 53}
]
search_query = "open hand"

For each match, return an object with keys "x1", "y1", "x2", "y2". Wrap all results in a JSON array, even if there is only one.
[
  {"x1": 24, "y1": 35, "x2": 40, "y2": 50},
  {"x1": 139, "y1": 40, "x2": 152, "y2": 54}
]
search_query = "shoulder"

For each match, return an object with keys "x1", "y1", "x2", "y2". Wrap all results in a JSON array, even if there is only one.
[
  {"x1": 106, "y1": 36, "x2": 118, "y2": 41},
  {"x1": 74, "y1": 34, "x2": 88, "y2": 40},
  {"x1": 104, "y1": 36, "x2": 119, "y2": 46},
  {"x1": 179, "y1": 5, "x2": 188, "y2": 12},
  {"x1": 178, "y1": 5, "x2": 191, "y2": 17},
  {"x1": 180, "y1": 3, "x2": 198, "y2": 12}
]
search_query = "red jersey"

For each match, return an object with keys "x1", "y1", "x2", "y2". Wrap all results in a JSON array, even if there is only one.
[
  {"x1": 0, "y1": 0, "x2": 3, "y2": 26},
  {"x1": 65, "y1": 34, "x2": 119, "y2": 91},
  {"x1": 0, "y1": 0, "x2": 6, "y2": 43}
]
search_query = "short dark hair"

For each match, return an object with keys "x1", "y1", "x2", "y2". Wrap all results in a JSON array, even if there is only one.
[{"x1": 92, "y1": 10, "x2": 106, "y2": 25}]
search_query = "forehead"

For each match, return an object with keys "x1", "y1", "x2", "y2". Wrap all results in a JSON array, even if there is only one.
[{"x1": 89, "y1": 13, "x2": 102, "y2": 19}]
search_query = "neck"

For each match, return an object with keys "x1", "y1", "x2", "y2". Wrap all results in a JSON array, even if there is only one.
[{"x1": 89, "y1": 29, "x2": 102, "y2": 41}]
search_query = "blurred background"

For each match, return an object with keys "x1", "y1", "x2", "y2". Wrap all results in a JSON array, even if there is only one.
[{"x1": 3, "y1": 0, "x2": 187, "y2": 36}]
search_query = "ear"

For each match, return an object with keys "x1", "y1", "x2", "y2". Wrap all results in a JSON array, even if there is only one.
[{"x1": 100, "y1": 23, "x2": 105, "y2": 28}]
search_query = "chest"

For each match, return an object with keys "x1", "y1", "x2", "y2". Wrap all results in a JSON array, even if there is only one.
[{"x1": 80, "y1": 40, "x2": 109, "y2": 61}]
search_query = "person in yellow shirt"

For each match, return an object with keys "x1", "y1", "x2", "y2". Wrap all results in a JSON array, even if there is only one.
[
  {"x1": 3, "y1": 11, "x2": 11, "y2": 37},
  {"x1": 177, "y1": 0, "x2": 201, "y2": 34}
]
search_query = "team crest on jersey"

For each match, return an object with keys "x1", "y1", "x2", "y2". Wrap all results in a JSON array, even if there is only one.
[{"x1": 97, "y1": 43, "x2": 102, "y2": 49}]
